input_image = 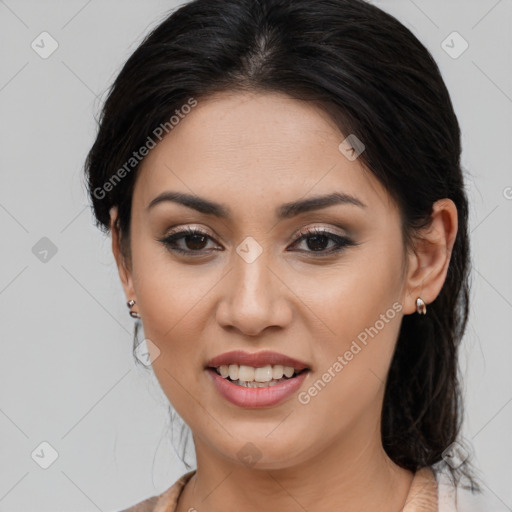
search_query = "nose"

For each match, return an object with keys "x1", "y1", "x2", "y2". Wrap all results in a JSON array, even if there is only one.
[{"x1": 215, "y1": 249, "x2": 293, "y2": 337}]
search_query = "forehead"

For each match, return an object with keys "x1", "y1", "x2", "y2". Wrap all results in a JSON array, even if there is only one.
[{"x1": 134, "y1": 91, "x2": 397, "y2": 219}]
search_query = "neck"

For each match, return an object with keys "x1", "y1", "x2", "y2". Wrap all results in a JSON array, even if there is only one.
[{"x1": 177, "y1": 420, "x2": 415, "y2": 512}]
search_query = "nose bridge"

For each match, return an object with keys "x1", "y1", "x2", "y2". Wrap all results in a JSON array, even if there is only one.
[
  {"x1": 232, "y1": 235, "x2": 274, "y2": 307},
  {"x1": 218, "y1": 235, "x2": 290, "y2": 335}
]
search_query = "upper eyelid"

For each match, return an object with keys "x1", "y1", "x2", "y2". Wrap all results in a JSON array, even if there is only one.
[
  {"x1": 162, "y1": 225, "x2": 347, "y2": 252},
  {"x1": 291, "y1": 224, "x2": 346, "y2": 238},
  {"x1": 164, "y1": 224, "x2": 346, "y2": 241}
]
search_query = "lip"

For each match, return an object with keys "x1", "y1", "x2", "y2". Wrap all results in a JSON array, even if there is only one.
[
  {"x1": 205, "y1": 350, "x2": 310, "y2": 371},
  {"x1": 206, "y1": 367, "x2": 310, "y2": 408}
]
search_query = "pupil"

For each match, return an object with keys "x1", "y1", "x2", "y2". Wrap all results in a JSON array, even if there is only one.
[
  {"x1": 308, "y1": 235, "x2": 328, "y2": 251},
  {"x1": 186, "y1": 234, "x2": 207, "y2": 250}
]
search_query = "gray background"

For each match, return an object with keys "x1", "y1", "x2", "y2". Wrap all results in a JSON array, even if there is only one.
[{"x1": 0, "y1": 0, "x2": 511, "y2": 511}]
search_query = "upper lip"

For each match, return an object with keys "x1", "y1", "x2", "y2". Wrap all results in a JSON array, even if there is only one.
[{"x1": 206, "y1": 350, "x2": 310, "y2": 371}]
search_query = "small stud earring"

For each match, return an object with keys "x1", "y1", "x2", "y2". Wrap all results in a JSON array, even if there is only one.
[
  {"x1": 416, "y1": 297, "x2": 427, "y2": 315},
  {"x1": 126, "y1": 299, "x2": 141, "y2": 319}
]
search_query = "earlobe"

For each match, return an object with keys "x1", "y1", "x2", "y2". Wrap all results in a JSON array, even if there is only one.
[{"x1": 402, "y1": 199, "x2": 458, "y2": 315}]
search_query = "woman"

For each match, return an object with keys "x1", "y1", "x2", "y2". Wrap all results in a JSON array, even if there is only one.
[{"x1": 84, "y1": 0, "x2": 507, "y2": 510}]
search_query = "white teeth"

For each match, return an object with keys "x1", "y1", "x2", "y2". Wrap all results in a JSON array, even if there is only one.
[
  {"x1": 216, "y1": 363, "x2": 301, "y2": 382},
  {"x1": 237, "y1": 365, "x2": 254, "y2": 381},
  {"x1": 235, "y1": 379, "x2": 285, "y2": 388},
  {"x1": 228, "y1": 364, "x2": 239, "y2": 381},
  {"x1": 283, "y1": 366, "x2": 295, "y2": 378},
  {"x1": 272, "y1": 364, "x2": 284, "y2": 380},
  {"x1": 254, "y1": 365, "x2": 273, "y2": 382}
]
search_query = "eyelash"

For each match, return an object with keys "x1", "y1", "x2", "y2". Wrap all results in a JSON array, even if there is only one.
[{"x1": 157, "y1": 226, "x2": 356, "y2": 257}]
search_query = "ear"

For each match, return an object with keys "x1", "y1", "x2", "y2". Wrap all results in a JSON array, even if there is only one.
[
  {"x1": 110, "y1": 206, "x2": 136, "y2": 303},
  {"x1": 401, "y1": 198, "x2": 458, "y2": 315}
]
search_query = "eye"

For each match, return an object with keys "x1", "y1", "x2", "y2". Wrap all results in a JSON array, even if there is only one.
[
  {"x1": 157, "y1": 225, "x2": 356, "y2": 257},
  {"x1": 288, "y1": 226, "x2": 356, "y2": 256},
  {"x1": 157, "y1": 227, "x2": 220, "y2": 256}
]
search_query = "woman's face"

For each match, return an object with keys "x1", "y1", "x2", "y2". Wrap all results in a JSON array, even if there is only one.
[{"x1": 113, "y1": 91, "x2": 417, "y2": 470}]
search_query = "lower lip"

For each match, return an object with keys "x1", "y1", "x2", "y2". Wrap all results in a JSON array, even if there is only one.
[{"x1": 206, "y1": 368, "x2": 309, "y2": 408}]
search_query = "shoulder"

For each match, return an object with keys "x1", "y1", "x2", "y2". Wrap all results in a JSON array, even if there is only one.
[{"x1": 118, "y1": 470, "x2": 196, "y2": 512}]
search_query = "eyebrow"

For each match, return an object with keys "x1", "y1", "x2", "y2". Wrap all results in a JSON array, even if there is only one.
[{"x1": 146, "y1": 191, "x2": 367, "y2": 219}]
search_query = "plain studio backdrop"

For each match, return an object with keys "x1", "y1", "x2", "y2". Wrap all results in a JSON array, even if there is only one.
[{"x1": 0, "y1": 1, "x2": 511, "y2": 511}]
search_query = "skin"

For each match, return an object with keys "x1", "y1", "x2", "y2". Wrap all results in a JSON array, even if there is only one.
[{"x1": 110, "y1": 90, "x2": 457, "y2": 512}]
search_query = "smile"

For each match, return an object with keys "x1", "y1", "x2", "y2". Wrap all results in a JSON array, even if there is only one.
[{"x1": 206, "y1": 366, "x2": 310, "y2": 408}]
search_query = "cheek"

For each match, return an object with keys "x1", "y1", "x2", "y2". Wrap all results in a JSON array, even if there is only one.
[
  {"x1": 129, "y1": 241, "x2": 209, "y2": 396},
  {"x1": 131, "y1": 231, "x2": 218, "y2": 328},
  {"x1": 288, "y1": 239, "x2": 403, "y2": 347},
  {"x1": 297, "y1": 307, "x2": 402, "y2": 435},
  {"x1": 291, "y1": 243, "x2": 403, "y2": 412}
]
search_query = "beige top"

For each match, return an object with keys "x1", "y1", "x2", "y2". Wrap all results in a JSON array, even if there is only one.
[{"x1": 119, "y1": 466, "x2": 440, "y2": 512}]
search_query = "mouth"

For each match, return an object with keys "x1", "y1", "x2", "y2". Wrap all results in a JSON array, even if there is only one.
[
  {"x1": 205, "y1": 365, "x2": 310, "y2": 408},
  {"x1": 204, "y1": 350, "x2": 311, "y2": 406}
]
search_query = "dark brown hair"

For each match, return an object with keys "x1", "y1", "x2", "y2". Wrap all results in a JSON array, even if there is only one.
[{"x1": 84, "y1": 0, "x2": 480, "y2": 490}]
